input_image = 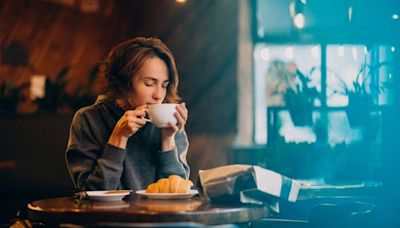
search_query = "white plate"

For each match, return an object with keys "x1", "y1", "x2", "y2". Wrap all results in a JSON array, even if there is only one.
[
  {"x1": 135, "y1": 189, "x2": 198, "y2": 200},
  {"x1": 86, "y1": 190, "x2": 132, "y2": 202}
]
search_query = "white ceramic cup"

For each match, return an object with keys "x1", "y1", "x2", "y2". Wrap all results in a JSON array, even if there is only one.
[{"x1": 144, "y1": 103, "x2": 177, "y2": 128}]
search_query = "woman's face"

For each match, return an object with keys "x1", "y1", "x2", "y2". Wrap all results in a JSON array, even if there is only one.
[{"x1": 127, "y1": 57, "x2": 170, "y2": 108}]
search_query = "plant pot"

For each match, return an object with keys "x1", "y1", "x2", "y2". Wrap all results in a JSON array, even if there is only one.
[
  {"x1": 288, "y1": 107, "x2": 313, "y2": 126},
  {"x1": 346, "y1": 94, "x2": 373, "y2": 127},
  {"x1": 346, "y1": 108, "x2": 371, "y2": 127}
]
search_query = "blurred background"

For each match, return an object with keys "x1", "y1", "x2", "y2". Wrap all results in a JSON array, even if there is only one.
[{"x1": 1, "y1": 0, "x2": 400, "y2": 226}]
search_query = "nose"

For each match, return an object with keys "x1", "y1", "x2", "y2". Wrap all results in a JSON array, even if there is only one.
[{"x1": 152, "y1": 86, "x2": 165, "y2": 102}]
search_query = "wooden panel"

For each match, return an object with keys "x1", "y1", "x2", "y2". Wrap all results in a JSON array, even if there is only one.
[
  {"x1": 0, "y1": 2, "x2": 240, "y2": 221},
  {"x1": 0, "y1": 0, "x2": 238, "y2": 134}
]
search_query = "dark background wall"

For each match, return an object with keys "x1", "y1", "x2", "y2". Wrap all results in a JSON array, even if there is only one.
[
  {"x1": 0, "y1": 0, "x2": 239, "y2": 222},
  {"x1": 0, "y1": 0, "x2": 238, "y2": 134}
]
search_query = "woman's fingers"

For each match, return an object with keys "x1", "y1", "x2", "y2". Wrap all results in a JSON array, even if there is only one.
[
  {"x1": 176, "y1": 103, "x2": 188, "y2": 123},
  {"x1": 174, "y1": 112, "x2": 185, "y2": 130},
  {"x1": 172, "y1": 102, "x2": 188, "y2": 131},
  {"x1": 167, "y1": 122, "x2": 179, "y2": 132},
  {"x1": 125, "y1": 109, "x2": 147, "y2": 118},
  {"x1": 118, "y1": 109, "x2": 148, "y2": 137}
]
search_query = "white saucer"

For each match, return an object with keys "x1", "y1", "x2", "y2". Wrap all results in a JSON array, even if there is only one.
[
  {"x1": 135, "y1": 189, "x2": 198, "y2": 200},
  {"x1": 86, "y1": 190, "x2": 132, "y2": 201}
]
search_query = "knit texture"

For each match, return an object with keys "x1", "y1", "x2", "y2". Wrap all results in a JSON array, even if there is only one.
[{"x1": 65, "y1": 96, "x2": 189, "y2": 191}]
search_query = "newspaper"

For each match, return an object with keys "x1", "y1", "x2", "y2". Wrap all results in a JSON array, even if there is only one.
[{"x1": 198, "y1": 165, "x2": 300, "y2": 212}]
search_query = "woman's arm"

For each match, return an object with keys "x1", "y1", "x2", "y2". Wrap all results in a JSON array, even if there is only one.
[
  {"x1": 157, "y1": 130, "x2": 190, "y2": 179},
  {"x1": 65, "y1": 109, "x2": 126, "y2": 190}
]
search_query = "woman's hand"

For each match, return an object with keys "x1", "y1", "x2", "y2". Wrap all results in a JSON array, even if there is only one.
[
  {"x1": 108, "y1": 105, "x2": 147, "y2": 149},
  {"x1": 161, "y1": 102, "x2": 188, "y2": 151}
]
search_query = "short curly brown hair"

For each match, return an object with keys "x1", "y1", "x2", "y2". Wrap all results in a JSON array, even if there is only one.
[{"x1": 100, "y1": 37, "x2": 181, "y2": 103}]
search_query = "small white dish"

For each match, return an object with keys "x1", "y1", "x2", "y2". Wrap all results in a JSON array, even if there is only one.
[
  {"x1": 135, "y1": 189, "x2": 199, "y2": 200},
  {"x1": 86, "y1": 190, "x2": 132, "y2": 202}
]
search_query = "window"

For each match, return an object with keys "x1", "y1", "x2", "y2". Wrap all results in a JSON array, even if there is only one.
[
  {"x1": 254, "y1": 44, "x2": 394, "y2": 143},
  {"x1": 254, "y1": 44, "x2": 321, "y2": 144},
  {"x1": 252, "y1": 44, "x2": 394, "y2": 182},
  {"x1": 242, "y1": 0, "x2": 398, "y2": 182}
]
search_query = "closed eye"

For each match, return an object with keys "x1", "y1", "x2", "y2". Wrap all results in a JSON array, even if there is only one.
[
  {"x1": 142, "y1": 77, "x2": 169, "y2": 88},
  {"x1": 143, "y1": 78, "x2": 157, "y2": 87},
  {"x1": 144, "y1": 81, "x2": 156, "y2": 87}
]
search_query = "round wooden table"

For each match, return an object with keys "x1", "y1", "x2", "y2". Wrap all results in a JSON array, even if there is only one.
[{"x1": 26, "y1": 195, "x2": 269, "y2": 226}]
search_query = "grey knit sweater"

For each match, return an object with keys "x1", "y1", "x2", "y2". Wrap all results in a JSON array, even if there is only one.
[{"x1": 65, "y1": 96, "x2": 190, "y2": 191}]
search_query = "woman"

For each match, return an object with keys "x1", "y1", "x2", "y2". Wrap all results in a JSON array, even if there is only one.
[{"x1": 66, "y1": 37, "x2": 190, "y2": 191}]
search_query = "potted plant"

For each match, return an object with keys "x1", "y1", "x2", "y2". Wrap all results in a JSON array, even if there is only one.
[
  {"x1": 284, "y1": 65, "x2": 320, "y2": 126},
  {"x1": 333, "y1": 61, "x2": 389, "y2": 127},
  {"x1": 34, "y1": 67, "x2": 70, "y2": 113},
  {"x1": 0, "y1": 81, "x2": 29, "y2": 115}
]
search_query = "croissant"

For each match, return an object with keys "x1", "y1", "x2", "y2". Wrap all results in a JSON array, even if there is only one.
[{"x1": 145, "y1": 175, "x2": 193, "y2": 193}]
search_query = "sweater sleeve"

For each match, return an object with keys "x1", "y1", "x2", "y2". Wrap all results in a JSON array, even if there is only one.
[
  {"x1": 157, "y1": 130, "x2": 190, "y2": 179},
  {"x1": 65, "y1": 109, "x2": 125, "y2": 190}
]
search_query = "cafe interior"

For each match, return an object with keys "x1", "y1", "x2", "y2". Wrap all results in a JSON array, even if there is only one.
[{"x1": 1, "y1": 0, "x2": 400, "y2": 227}]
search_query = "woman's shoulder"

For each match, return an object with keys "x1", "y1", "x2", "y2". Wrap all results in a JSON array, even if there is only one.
[
  {"x1": 69, "y1": 96, "x2": 118, "y2": 141},
  {"x1": 75, "y1": 96, "x2": 115, "y2": 114},
  {"x1": 73, "y1": 102, "x2": 101, "y2": 119},
  {"x1": 70, "y1": 105, "x2": 99, "y2": 129},
  {"x1": 72, "y1": 96, "x2": 115, "y2": 121}
]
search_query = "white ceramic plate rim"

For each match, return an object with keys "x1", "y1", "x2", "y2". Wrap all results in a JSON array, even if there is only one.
[{"x1": 86, "y1": 190, "x2": 132, "y2": 197}]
